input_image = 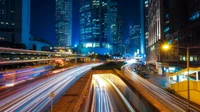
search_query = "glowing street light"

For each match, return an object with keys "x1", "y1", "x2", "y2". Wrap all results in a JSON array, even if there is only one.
[{"x1": 162, "y1": 44, "x2": 171, "y2": 50}]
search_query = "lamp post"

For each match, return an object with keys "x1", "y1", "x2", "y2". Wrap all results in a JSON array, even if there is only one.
[
  {"x1": 49, "y1": 91, "x2": 55, "y2": 112},
  {"x1": 162, "y1": 44, "x2": 200, "y2": 112}
]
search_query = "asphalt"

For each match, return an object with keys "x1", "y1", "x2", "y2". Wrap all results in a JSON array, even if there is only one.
[{"x1": 135, "y1": 64, "x2": 168, "y2": 89}]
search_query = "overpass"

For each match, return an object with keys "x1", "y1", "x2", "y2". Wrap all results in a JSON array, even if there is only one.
[{"x1": 0, "y1": 47, "x2": 87, "y2": 65}]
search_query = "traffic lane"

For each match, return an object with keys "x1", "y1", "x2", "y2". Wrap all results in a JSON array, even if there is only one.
[
  {"x1": 93, "y1": 80, "x2": 112, "y2": 112},
  {"x1": 0, "y1": 64, "x2": 98, "y2": 111},
  {"x1": 105, "y1": 78, "x2": 129, "y2": 112},
  {"x1": 0, "y1": 64, "x2": 93, "y2": 100},
  {"x1": 93, "y1": 75, "x2": 129, "y2": 112}
]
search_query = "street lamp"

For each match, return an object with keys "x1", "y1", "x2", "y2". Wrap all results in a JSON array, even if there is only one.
[{"x1": 162, "y1": 44, "x2": 200, "y2": 111}]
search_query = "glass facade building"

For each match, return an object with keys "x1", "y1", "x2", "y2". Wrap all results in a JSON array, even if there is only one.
[
  {"x1": 56, "y1": 0, "x2": 72, "y2": 47},
  {"x1": 110, "y1": 1, "x2": 118, "y2": 54},
  {"x1": 79, "y1": 0, "x2": 112, "y2": 55},
  {"x1": 129, "y1": 25, "x2": 141, "y2": 56}
]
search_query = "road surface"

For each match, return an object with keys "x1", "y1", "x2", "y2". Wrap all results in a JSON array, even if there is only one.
[
  {"x1": 0, "y1": 64, "x2": 98, "y2": 112},
  {"x1": 92, "y1": 75, "x2": 134, "y2": 112}
]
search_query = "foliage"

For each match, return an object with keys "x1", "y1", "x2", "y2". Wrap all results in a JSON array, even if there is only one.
[{"x1": 92, "y1": 61, "x2": 127, "y2": 70}]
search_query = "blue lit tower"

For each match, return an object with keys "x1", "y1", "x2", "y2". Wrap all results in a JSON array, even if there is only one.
[
  {"x1": 129, "y1": 25, "x2": 141, "y2": 56},
  {"x1": 56, "y1": 0, "x2": 72, "y2": 47},
  {"x1": 0, "y1": 0, "x2": 30, "y2": 49},
  {"x1": 140, "y1": 0, "x2": 149, "y2": 57},
  {"x1": 109, "y1": 1, "x2": 118, "y2": 54},
  {"x1": 79, "y1": 0, "x2": 112, "y2": 55}
]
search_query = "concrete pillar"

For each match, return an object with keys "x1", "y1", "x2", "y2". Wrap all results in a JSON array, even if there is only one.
[
  {"x1": 196, "y1": 71, "x2": 198, "y2": 81},
  {"x1": 177, "y1": 75, "x2": 179, "y2": 82},
  {"x1": 168, "y1": 76, "x2": 171, "y2": 88},
  {"x1": 75, "y1": 58, "x2": 77, "y2": 63}
]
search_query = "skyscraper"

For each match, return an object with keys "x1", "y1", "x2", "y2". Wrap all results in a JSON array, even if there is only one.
[
  {"x1": 109, "y1": 1, "x2": 118, "y2": 54},
  {"x1": 56, "y1": 0, "x2": 72, "y2": 47},
  {"x1": 0, "y1": 0, "x2": 30, "y2": 49},
  {"x1": 79, "y1": 0, "x2": 112, "y2": 55},
  {"x1": 118, "y1": 15, "x2": 123, "y2": 54},
  {"x1": 129, "y1": 25, "x2": 141, "y2": 56},
  {"x1": 140, "y1": 0, "x2": 148, "y2": 56},
  {"x1": 147, "y1": 0, "x2": 163, "y2": 65}
]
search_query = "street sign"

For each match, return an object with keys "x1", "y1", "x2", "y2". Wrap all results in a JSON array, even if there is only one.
[{"x1": 49, "y1": 91, "x2": 55, "y2": 98}]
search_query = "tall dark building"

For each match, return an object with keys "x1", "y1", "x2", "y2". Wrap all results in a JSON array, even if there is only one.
[
  {"x1": 0, "y1": 0, "x2": 30, "y2": 49},
  {"x1": 162, "y1": 0, "x2": 200, "y2": 67},
  {"x1": 140, "y1": 0, "x2": 148, "y2": 56},
  {"x1": 79, "y1": 0, "x2": 112, "y2": 55},
  {"x1": 56, "y1": 0, "x2": 72, "y2": 47},
  {"x1": 147, "y1": 0, "x2": 200, "y2": 75}
]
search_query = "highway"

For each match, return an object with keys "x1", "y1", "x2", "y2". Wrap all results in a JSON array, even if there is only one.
[
  {"x1": 0, "y1": 64, "x2": 98, "y2": 112},
  {"x1": 92, "y1": 75, "x2": 135, "y2": 112},
  {"x1": 123, "y1": 62, "x2": 200, "y2": 112}
]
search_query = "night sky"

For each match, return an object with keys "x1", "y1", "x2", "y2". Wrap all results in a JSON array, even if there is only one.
[{"x1": 31, "y1": 0, "x2": 140, "y2": 46}]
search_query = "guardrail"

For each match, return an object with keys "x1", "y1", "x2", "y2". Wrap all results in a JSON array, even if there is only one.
[
  {"x1": 114, "y1": 68, "x2": 175, "y2": 112},
  {"x1": 73, "y1": 71, "x2": 93, "y2": 112}
]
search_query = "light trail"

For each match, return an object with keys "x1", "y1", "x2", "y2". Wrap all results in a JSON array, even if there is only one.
[
  {"x1": 92, "y1": 75, "x2": 134, "y2": 112},
  {"x1": 0, "y1": 64, "x2": 99, "y2": 111},
  {"x1": 123, "y1": 63, "x2": 200, "y2": 112}
]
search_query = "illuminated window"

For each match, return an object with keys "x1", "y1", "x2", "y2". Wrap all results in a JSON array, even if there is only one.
[
  {"x1": 86, "y1": 43, "x2": 92, "y2": 48},
  {"x1": 180, "y1": 55, "x2": 183, "y2": 61},
  {"x1": 189, "y1": 11, "x2": 200, "y2": 21},
  {"x1": 93, "y1": 43, "x2": 100, "y2": 47},
  {"x1": 190, "y1": 56, "x2": 193, "y2": 61},
  {"x1": 194, "y1": 55, "x2": 198, "y2": 61},
  {"x1": 164, "y1": 27, "x2": 169, "y2": 32},
  {"x1": 183, "y1": 56, "x2": 186, "y2": 61}
]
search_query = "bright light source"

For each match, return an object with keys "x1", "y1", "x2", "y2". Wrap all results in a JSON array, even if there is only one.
[{"x1": 162, "y1": 44, "x2": 170, "y2": 50}]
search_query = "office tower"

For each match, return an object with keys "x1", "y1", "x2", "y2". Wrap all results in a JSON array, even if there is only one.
[
  {"x1": 0, "y1": 0, "x2": 30, "y2": 49},
  {"x1": 140, "y1": 0, "x2": 148, "y2": 56},
  {"x1": 79, "y1": 0, "x2": 112, "y2": 55},
  {"x1": 129, "y1": 25, "x2": 141, "y2": 56},
  {"x1": 56, "y1": 0, "x2": 72, "y2": 47},
  {"x1": 118, "y1": 16, "x2": 123, "y2": 54},
  {"x1": 110, "y1": 1, "x2": 118, "y2": 54}
]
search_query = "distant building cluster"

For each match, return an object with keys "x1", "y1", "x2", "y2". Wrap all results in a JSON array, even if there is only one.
[
  {"x1": 140, "y1": 0, "x2": 200, "y2": 74},
  {"x1": 79, "y1": 0, "x2": 123, "y2": 55}
]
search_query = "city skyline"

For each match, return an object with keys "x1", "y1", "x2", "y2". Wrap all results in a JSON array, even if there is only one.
[
  {"x1": 30, "y1": 0, "x2": 140, "y2": 46},
  {"x1": 0, "y1": 0, "x2": 200, "y2": 111}
]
